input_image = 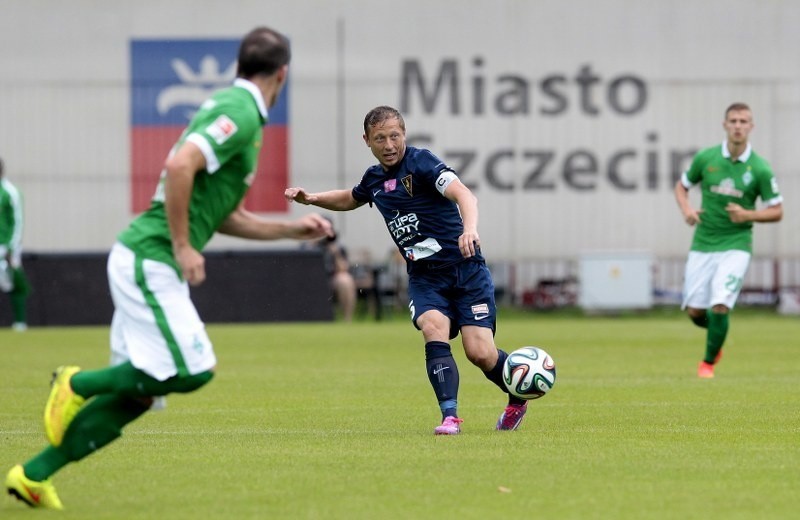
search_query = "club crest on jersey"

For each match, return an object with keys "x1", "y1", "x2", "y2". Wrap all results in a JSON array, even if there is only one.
[
  {"x1": 742, "y1": 171, "x2": 753, "y2": 186},
  {"x1": 384, "y1": 179, "x2": 397, "y2": 192},
  {"x1": 206, "y1": 114, "x2": 238, "y2": 145},
  {"x1": 401, "y1": 175, "x2": 413, "y2": 197}
]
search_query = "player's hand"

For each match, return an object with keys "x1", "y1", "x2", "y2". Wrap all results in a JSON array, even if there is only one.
[
  {"x1": 683, "y1": 208, "x2": 703, "y2": 226},
  {"x1": 174, "y1": 244, "x2": 206, "y2": 286},
  {"x1": 726, "y1": 202, "x2": 751, "y2": 223},
  {"x1": 458, "y1": 230, "x2": 480, "y2": 258},
  {"x1": 284, "y1": 187, "x2": 316, "y2": 205},
  {"x1": 290, "y1": 213, "x2": 335, "y2": 240}
]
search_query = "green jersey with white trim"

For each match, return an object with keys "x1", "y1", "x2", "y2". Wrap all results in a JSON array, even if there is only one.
[
  {"x1": 0, "y1": 178, "x2": 23, "y2": 252},
  {"x1": 683, "y1": 143, "x2": 781, "y2": 253},
  {"x1": 119, "y1": 79, "x2": 267, "y2": 273}
]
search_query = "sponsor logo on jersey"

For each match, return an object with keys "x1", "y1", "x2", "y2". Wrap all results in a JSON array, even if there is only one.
[
  {"x1": 710, "y1": 177, "x2": 743, "y2": 198},
  {"x1": 403, "y1": 237, "x2": 442, "y2": 261},
  {"x1": 206, "y1": 114, "x2": 238, "y2": 144},
  {"x1": 384, "y1": 178, "x2": 397, "y2": 192},
  {"x1": 389, "y1": 213, "x2": 420, "y2": 240}
]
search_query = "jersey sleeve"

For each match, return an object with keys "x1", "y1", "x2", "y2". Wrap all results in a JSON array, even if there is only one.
[
  {"x1": 412, "y1": 149, "x2": 456, "y2": 192},
  {"x1": 185, "y1": 101, "x2": 259, "y2": 174},
  {"x1": 757, "y1": 164, "x2": 783, "y2": 206},
  {"x1": 352, "y1": 169, "x2": 375, "y2": 204},
  {"x1": 682, "y1": 151, "x2": 707, "y2": 188}
]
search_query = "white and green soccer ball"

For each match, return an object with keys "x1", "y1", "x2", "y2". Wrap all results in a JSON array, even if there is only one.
[{"x1": 502, "y1": 346, "x2": 556, "y2": 400}]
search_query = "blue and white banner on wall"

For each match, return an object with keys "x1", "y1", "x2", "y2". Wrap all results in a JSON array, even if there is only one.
[{"x1": 130, "y1": 38, "x2": 289, "y2": 213}]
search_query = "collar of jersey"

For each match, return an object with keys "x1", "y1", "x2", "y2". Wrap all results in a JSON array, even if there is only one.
[
  {"x1": 233, "y1": 78, "x2": 269, "y2": 122},
  {"x1": 721, "y1": 140, "x2": 752, "y2": 163}
]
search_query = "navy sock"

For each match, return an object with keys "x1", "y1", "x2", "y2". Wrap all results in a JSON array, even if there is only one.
[
  {"x1": 485, "y1": 349, "x2": 526, "y2": 406},
  {"x1": 425, "y1": 341, "x2": 459, "y2": 419}
]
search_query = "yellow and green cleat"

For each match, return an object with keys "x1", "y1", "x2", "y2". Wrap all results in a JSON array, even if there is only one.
[
  {"x1": 5, "y1": 464, "x2": 64, "y2": 510},
  {"x1": 44, "y1": 365, "x2": 85, "y2": 446}
]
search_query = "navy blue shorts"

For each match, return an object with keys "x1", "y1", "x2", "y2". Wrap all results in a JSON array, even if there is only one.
[{"x1": 407, "y1": 259, "x2": 497, "y2": 340}]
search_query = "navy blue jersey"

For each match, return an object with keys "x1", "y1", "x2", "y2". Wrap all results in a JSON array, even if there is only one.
[{"x1": 352, "y1": 147, "x2": 484, "y2": 270}]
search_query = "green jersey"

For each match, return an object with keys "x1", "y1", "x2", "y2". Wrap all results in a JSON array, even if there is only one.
[
  {"x1": 118, "y1": 79, "x2": 268, "y2": 273},
  {"x1": 683, "y1": 142, "x2": 782, "y2": 253},
  {"x1": 0, "y1": 178, "x2": 23, "y2": 252}
]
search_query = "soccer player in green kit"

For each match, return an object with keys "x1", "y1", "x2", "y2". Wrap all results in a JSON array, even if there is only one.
[
  {"x1": 0, "y1": 157, "x2": 31, "y2": 331},
  {"x1": 5, "y1": 26, "x2": 333, "y2": 510},
  {"x1": 674, "y1": 102, "x2": 783, "y2": 379}
]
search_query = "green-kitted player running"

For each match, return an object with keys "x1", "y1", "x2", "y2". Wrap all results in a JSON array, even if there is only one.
[
  {"x1": 0, "y1": 157, "x2": 31, "y2": 331},
  {"x1": 674, "y1": 102, "x2": 783, "y2": 378},
  {"x1": 5, "y1": 26, "x2": 332, "y2": 510}
]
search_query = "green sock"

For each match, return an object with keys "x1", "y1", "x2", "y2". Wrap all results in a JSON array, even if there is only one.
[
  {"x1": 9, "y1": 292, "x2": 27, "y2": 323},
  {"x1": 9, "y1": 268, "x2": 30, "y2": 323},
  {"x1": 24, "y1": 394, "x2": 149, "y2": 481},
  {"x1": 70, "y1": 361, "x2": 214, "y2": 399},
  {"x1": 21, "y1": 447, "x2": 69, "y2": 482},
  {"x1": 704, "y1": 311, "x2": 729, "y2": 364}
]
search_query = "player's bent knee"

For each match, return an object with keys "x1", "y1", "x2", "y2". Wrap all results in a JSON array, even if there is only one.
[
  {"x1": 172, "y1": 370, "x2": 215, "y2": 394},
  {"x1": 464, "y1": 345, "x2": 498, "y2": 370}
]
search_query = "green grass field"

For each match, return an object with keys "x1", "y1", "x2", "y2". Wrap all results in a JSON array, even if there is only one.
[{"x1": 1, "y1": 310, "x2": 797, "y2": 519}]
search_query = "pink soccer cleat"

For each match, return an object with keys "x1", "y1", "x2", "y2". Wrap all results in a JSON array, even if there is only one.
[
  {"x1": 434, "y1": 416, "x2": 463, "y2": 435},
  {"x1": 496, "y1": 402, "x2": 528, "y2": 431},
  {"x1": 697, "y1": 361, "x2": 715, "y2": 379}
]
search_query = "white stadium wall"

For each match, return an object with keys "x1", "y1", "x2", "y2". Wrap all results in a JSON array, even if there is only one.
[{"x1": 1, "y1": 0, "x2": 799, "y2": 294}]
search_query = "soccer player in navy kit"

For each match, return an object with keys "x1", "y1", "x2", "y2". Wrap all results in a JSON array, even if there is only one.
[{"x1": 285, "y1": 105, "x2": 528, "y2": 434}]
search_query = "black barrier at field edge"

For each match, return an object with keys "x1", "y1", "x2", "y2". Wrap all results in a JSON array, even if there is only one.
[{"x1": 0, "y1": 249, "x2": 333, "y2": 326}]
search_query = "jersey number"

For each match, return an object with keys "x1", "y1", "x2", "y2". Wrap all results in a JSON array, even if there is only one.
[{"x1": 725, "y1": 274, "x2": 743, "y2": 293}]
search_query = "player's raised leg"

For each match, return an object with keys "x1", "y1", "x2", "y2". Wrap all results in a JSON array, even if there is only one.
[{"x1": 44, "y1": 366, "x2": 86, "y2": 446}]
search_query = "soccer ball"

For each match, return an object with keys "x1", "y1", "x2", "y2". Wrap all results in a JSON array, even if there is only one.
[{"x1": 502, "y1": 346, "x2": 556, "y2": 400}]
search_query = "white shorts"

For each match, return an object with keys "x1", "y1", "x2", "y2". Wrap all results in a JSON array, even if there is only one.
[
  {"x1": 682, "y1": 250, "x2": 751, "y2": 310},
  {"x1": 107, "y1": 242, "x2": 215, "y2": 381},
  {"x1": 0, "y1": 258, "x2": 11, "y2": 292},
  {"x1": 0, "y1": 245, "x2": 21, "y2": 292},
  {"x1": 0, "y1": 244, "x2": 22, "y2": 269}
]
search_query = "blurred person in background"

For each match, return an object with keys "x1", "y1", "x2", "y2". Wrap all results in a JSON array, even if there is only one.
[
  {"x1": 307, "y1": 217, "x2": 358, "y2": 321},
  {"x1": 674, "y1": 102, "x2": 783, "y2": 379},
  {"x1": 285, "y1": 105, "x2": 529, "y2": 435},
  {"x1": 5, "y1": 26, "x2": 332, "y2": 510},
  {"x1": 0, "y1": 157, "x2": 31, "y2": 331}
]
